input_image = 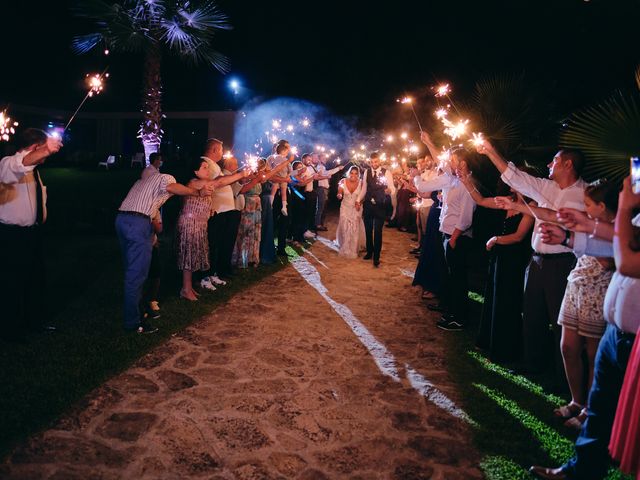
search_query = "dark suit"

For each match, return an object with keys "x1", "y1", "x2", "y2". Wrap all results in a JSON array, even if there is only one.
[{"x1": 363, "y1": 167, "x2": 387, "y2": 262}]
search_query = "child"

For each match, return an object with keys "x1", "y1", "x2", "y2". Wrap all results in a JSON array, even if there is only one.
[{"x1": 267, "y1": 140, "x2": 294, "y2": 216}]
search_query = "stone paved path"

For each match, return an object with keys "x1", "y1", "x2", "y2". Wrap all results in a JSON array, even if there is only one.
[{"x1": 1, "y1": 219, "x2": 483, "y2": 479}]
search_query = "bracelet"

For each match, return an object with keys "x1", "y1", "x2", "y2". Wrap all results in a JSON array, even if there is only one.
[
  {"x1": 561, "y1": 229, "x2": 571, "y2": 246},
  {"x1": 589, "y1": 218, "x2": 599, "y2": 239}
]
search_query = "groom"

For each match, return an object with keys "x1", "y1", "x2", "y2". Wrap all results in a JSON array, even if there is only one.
[{"x1": 357, "y1": 151, "x2": 395, "y2": 267}]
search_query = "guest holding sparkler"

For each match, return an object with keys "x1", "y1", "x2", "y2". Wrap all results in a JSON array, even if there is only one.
[
  {"x1": 457, "y1": 161, "x2": 534, "y2": 361},
  {"x1": 474, "y1": 139, "x2": 586, "y2": 385},
  {"x1": 0, "y1": 128, "x2": 62, "y2": 342},
  {"x1": 413, "y1": 131, "x2": 476, "y2": 331},
  {"x1": 116, "y1": 150, "x2": 246, "y2": 333},
  {"x1": 357, "y1": 151, "x2": 396, "y2": 267},
  {"x1": 314, "y1": 153, "x2": 344, "y2": 231}
]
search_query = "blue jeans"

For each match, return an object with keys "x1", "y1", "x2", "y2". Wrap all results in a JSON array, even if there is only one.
[
  {"x1": 115, "y1": 213, "x2": 153, "y2": 330},
  {"x1": 562, "y1": 323, "x2": 635, "y2": 479}
]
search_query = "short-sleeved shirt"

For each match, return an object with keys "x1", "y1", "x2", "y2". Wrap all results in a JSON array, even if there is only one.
[{"x1": 119, "y1": 173, "x2": 176, "y2": 219}]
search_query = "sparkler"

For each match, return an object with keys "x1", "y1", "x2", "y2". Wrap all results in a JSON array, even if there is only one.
[
  {"x1": 64, "y1": 67, "x2": 109, "y2": 131},
  {"x1": 397, "y1": 96, "x2": 423, "y2": 132},
  {"x1": 0, "y1": 110, "x2": 19, "y2": 142},
  {"x1": 400, "y1": 132, "x2": 408, "y2": 140},
  {"x1": 386, "y1": 135, "x2": 394, "y2": 142}
]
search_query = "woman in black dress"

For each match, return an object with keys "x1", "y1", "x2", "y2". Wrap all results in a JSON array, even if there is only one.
[
  {"x1": 458, "y1": 162, "x2": 534, "y2": 362},
  {"x1": 412, "y1": 190, "x2": 447, "y2": 299}
]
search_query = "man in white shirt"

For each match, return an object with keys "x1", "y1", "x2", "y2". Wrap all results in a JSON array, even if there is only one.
[
  {"x1": 201, "y1": 138, "x2": 241, "y2": 286},
  {"x1": 357, "y1": 151, "x2": 396, "y2": 267},
  {"x1": 413, "y1": 133, "x2": 476, "y2": 331},
  {"x1": 476, "y1": 139, "x2": 586, "y2": 378},
  {"x1": 301, "y1": 153, "x2": 319, "y2": 239},
  {"x1": 314, "y1": 153, "x2": 343, "y2": 231},
  {"x1": 0, "y1": 128, "x2": 62, "y2": 342}
]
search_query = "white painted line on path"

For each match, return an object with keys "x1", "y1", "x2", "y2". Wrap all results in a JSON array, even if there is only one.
[
  {"x1": 315, "y1": 236, "x2": 340, "y2": 253},
  {"x1": 290, "y1": 255, "x2": 472, "y2": 423},
  {"x1": 399, "y1": 268, "x2": 415, "y2": 279}
]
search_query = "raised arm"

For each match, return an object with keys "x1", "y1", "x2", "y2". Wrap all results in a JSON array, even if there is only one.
[
  {"x1": 473, "y1": 138, "x2": 509, "y2": 174},
  {"x1": 614, "y1": 177, "x2": 640, "y2": 277},
  {"x1": 420, "y1": 131, "x2": 443, "y2": 164},
  {"x1": 457, "y1": 162, "x2": 499, "y2": 209},
  {"x1": 22, "y1": 137, "x2": 64, "y2": 167}
]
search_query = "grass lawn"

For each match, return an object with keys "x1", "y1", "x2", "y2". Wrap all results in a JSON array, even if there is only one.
[{"x1": 444, "y1": 294, "x2": 631, "y2": 480}]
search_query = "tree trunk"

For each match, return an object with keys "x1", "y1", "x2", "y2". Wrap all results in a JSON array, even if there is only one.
[{"x1": 139, "y1": 44, "x2": 163, "y2": 164}]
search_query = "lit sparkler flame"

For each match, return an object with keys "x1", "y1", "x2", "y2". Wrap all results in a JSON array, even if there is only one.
[
  {"x1": 443, "y1": 119, "x2": 469, "y2": 141},
  {"x1": 271, "y1": 119, "x2": 281, "y2": 129},
  {"x1": 400, "y1": 132, "x2": 408, "y2": 140},
  {"x1": 86, "y1": 73, "x2": 107, "y2": 97},
  {"x1": 386, "y1": 135, "x2": 394, "y2": 142},
  {"x1": 301, "y1": 118, "x2": 310, "y2": 127},
  {"x1": 409, "y1": 145, "x2": 420, "y2": 153},
  {"x1": 286, "y1": 124, "x2": 294, "y2": 132},
  {"x1": 360, "y1": 144, "x2": 366, "y2": 150},
  {"x1": 435, "y1": 108, "x2": 448, "y2": 119},
  {"x1": 245, "y1": 154, "x2": 259, "y2": 172},
  {"x1": 435, "y1": 84, "x2": 451, "y2": 97},
  {"x1": 398, "y1": 96, "x2": 413, "y2": 104},
  {"x1": 0, "y1": 110, "x2": 19, "y2": 142},
  {"x1": 470, "y1": 132, "x2": 485, "y2": 147}
]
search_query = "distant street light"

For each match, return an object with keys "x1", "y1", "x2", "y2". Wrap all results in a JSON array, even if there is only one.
[{"x1": 229, "y1": 78, "x2": 240, "y2": 95}]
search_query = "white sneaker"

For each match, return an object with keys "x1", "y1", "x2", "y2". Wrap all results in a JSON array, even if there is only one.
[
  {"x1": 281, "y1": 206, "x2": 288, "y2": 216},
  {"x1": 303, "y1": 230, "x2": 316, "y2": 239},
  {"x1": 200, "y1": 278, "x2": 217, "y2": 291},
  {"x1": 209, "y1": 275, "x2": 227, "y2": 286}
]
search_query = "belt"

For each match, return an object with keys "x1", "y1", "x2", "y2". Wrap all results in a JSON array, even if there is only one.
[
  {"x1": 118, "y1": 210, "x2": 150, "y2": 220},
  {"x1": 533, "y1": 252, "x2": 575, "y2": 259}
]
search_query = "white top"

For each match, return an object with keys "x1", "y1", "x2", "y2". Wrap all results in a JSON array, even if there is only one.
[
  {"x1": 413, "y1": 172, "x2": 475, "y2": 237},
  {"x1": 419, "y1": 169, "x2": 437, "y2": 207},
  {"x1": 357, "y1": 167, "x2": 396, "y2": 202},
  {"x1": 317, "y1": 164, "x2": 342, "y2": 188},
  {"x1": 119, "y1": 173, "x2": 176, "y2": 219},
  {"x1": 573, "y1": 214, "x2": 640, "y2": 334},
  {"x1": 141, "y1": 164, "x2": 160, "y2": 180},
  {"x1": 501, "y1": 162, "x2": 586, "y2": 254},
  {"x1": 303, "y1": 165, "x2": 316, "y2": 192},
  {"x1": 267, "y1": 154, "x2": 292, "y2": 179},
  {"x1": 0, "y1": 150, "x2": 46, "y2": 227}
]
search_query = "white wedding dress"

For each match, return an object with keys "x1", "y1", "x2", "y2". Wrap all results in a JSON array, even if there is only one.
[{"x1": 335, "y1": 180, "x2": 366, "y2": 258}]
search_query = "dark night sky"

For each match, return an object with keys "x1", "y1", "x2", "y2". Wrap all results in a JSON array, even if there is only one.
[{"x1": 2, "y1": 0, "x2": 639, "y2": 121}]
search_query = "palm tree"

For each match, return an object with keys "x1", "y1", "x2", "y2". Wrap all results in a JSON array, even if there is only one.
[
  {"x1": 72, "y1": 0, "x2": 231, "y2": 160},
  {"x1": 559, "y1": 90, "x2": 640, "y2": 183}
]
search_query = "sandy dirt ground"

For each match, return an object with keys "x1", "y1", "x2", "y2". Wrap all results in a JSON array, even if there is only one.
[{"x1": 1, "y1": 217, "x2": 483, "y2": 480}]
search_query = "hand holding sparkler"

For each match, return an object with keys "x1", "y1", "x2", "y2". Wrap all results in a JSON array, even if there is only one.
[
  {"x1": 556, "y1": 207, "x2": 594, "y2": 234},
  {"x1": 493, "y1": 196, "x2": 516, "y2": 211},
  {"x1": 539, "y1": 223, "x2": 570, "y2": 246},
  {"x1": 44, "y1": 135, "x2": 64, "y2": 154}
]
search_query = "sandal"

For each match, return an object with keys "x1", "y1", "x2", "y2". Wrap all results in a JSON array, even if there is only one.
[
  {"x1": 553, "y1": 402, "x2": 583, "y2": 420},
  {"x1": 564, "y1": 408, "x2": 588, "y2": 430}
]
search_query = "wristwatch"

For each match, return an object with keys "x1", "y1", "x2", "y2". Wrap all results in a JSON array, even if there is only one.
[{"x1": 561, "y1": 229, "x2": 571, "y2": 247}]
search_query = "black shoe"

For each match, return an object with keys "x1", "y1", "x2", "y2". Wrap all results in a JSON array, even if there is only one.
[
  {"x1": 427, "y1": 303, "x2": 446, "y2": 313},
  {"x1": 436, "y1": 318, "x2": 464, "y2": 331},
  {"x1": 363, "y1": 253, "x2": 373, "y2": 260},
  {"x1": 409, "y1": 248, "x2": 421, "y2": 254},
  {"x1": 277, "y1": 249, "x2": 288, "y2": 257},
  {"x1": 137, "y1": 320, "x2": 158, "y2": 334},
  {"x1": 373, "y1": 259, "x2": 380, "y2": 267}
]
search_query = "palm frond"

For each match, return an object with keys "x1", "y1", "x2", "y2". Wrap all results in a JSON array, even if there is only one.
[
  {"x1": 71, "y1": 33, "x2": 104, "y2": 54},
  {"x1": 560, "y1": 90, "x2": 640, "y2": 183},
  {"x1": 465, "y1": 73, "x2": 553, "y2": 158},
  {"x1": 176, "y1": 2, "x2": 231, "y2": 31}
]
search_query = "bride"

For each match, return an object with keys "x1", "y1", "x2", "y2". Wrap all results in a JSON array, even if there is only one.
[{"x1": 335, "y1": 166, "x2": 366, "y2": 258}]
